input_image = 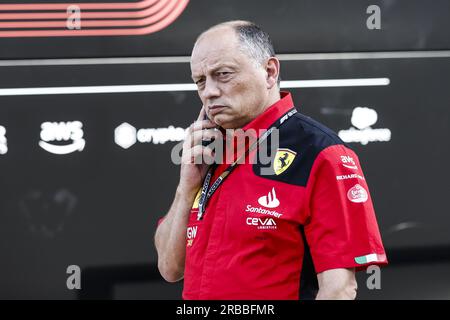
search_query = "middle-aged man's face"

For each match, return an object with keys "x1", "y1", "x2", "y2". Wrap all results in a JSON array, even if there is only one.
[{"x1": 190, "y1": 27, "x2": 273, "y2": 129}]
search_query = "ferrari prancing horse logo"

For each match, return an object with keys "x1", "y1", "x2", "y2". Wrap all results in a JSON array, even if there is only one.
[{"x1": 273, "y1": 148, "x2": 297, "y2": 175}]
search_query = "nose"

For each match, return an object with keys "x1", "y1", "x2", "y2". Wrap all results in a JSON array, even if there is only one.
[{"x1": 201, "y1": 77, "x2": 221, "y2": 101}]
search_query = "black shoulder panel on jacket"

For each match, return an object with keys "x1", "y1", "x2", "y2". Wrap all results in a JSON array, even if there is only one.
[{"x1": 252, "y1": 111, "x2": 350, "y2": 187}]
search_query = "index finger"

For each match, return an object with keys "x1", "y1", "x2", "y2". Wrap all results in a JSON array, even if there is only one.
[{"x1": 196, "y1": 105, "x2": 206, "y2": 122}]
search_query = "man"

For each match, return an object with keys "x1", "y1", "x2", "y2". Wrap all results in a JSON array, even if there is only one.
[{"x1": 155, "y1": 21, "x2": 387, "y2": 300}]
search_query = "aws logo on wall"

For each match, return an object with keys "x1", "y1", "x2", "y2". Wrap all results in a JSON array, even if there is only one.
[
  {"x1": 39, "y1": 121, "x2": 85, "y2": 155},
  {"x1": 0, "y1": 0, "x2": 189, "y2": 38}
]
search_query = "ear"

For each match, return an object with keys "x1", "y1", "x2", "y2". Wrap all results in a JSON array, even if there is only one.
[{"x1": 265, "y1": 57, "x2": 280, "y2": 89}]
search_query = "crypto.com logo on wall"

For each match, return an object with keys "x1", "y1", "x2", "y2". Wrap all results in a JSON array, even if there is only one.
[{"x1": 0, "y1": 0, "x2": 189, "y2": 37}]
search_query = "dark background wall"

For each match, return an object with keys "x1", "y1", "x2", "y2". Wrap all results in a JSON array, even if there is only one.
[{"x1": 0, "y1": 0, "x2": 449, "y2": 299}]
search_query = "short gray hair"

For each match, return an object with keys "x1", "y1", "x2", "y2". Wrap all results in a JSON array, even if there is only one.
[
  {"x1": 198, "y1": 21, "x2": 280, "y2": 86},
  {"x1": 235, "y1": 23, "x2": 275, "y2": 64}
]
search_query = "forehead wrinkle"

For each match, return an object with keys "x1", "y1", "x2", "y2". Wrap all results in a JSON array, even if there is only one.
[
  {"x1": 191, "y1": 56, "x2": 240, "y2": 79},
  {"x1": 191, "y1": 33, "x2": 243, "y2": 76}
]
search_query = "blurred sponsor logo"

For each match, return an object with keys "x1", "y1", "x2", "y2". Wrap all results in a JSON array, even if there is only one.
[
  {"x1": 336, "y1": 174, "x2": 365, "y2": 181},
  {"x1": 39, "y1": 121, "x2": 85, "y2": 154},
  {"x1": 0, "y1": 125, "x2": 7, "y2": 155},
  {"x1": 115, "y1": 122, "x2": 186, "y2": 149},
  {"x1": 257, "y1": 187, "x2": 280, "y2": 208},
  {"x1": 114, "y1": 122, "x2": 136, "y2": 149},
  {"x1": 341, "y1": 155, "x2": 358, "y2": 170},
  {"x1": 246, "y1": 217, "x2": 277, "y2": 230},
  {"x1": 347, "y1": 184, "x2": 368, "y2": 203},
  {"x1": 245, "y1": 205, "x2": 282, "y2": 218},
  {"x1": 273, "y1": 148, "x2": 296, "y2": 175},
  {"x1": 186, "y1": 226, "x2": 198, "y2": 247},
  {"x1": 338, "y1": 107, "x2": 391, "y2": 145}
]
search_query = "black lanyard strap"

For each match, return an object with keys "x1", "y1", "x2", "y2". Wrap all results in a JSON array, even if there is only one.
[{"x1": 197, "y1": 107, "x2": 297, "y2": 220}]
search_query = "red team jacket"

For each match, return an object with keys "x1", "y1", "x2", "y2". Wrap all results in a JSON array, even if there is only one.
[{"x1": 160, "y1": 91, "x2": 387, "y2": 300}]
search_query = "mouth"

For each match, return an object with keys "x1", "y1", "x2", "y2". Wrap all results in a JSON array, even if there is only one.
[{"x1": 208, "y1": 105, "x2": 227, "y2": 117}]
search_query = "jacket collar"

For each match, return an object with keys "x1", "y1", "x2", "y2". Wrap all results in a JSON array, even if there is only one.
[{"x1": 241, "y1": 91, "x2": 295, "y2": 134}]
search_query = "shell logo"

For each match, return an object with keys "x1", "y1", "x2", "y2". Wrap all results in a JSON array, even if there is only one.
[{"x1": 0, "y1": 0, "x2": 189, "y2": 37}]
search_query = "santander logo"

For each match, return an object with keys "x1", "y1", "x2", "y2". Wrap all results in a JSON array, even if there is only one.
[{"x1": 258, "y1": 188, "x2": 280, "y2": 208}]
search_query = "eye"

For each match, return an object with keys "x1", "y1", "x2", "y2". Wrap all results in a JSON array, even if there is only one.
[
  {"x1": 216, "y1": 71, "x2": 233, "y2": 80},
  {"x1": 195, "y1": 78, "x2": 205, "y2": 86}
]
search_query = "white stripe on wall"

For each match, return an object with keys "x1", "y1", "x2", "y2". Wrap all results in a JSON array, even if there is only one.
[
  {"x1": 0, "y1": 78, "x2": 390, "y2": 96},
  {"x1": 0, "y1": 50, "x2": 448, "y2": 67}
]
